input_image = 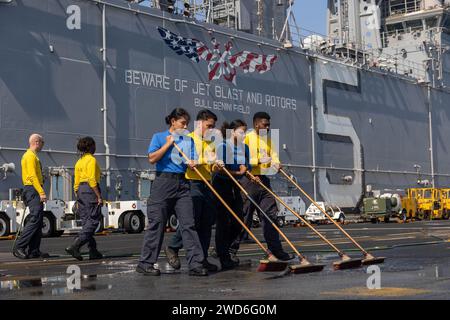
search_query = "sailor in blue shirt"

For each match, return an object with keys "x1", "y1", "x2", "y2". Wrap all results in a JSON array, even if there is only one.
[
  {"x1": 147, "y1": 130, "x2": 196, "y2": 174},
  {"x1": 137, "y1": 108, "x2": 207, "y2": 277},
  {"x1": 212, "y1": 119, "x2": 251, "y2": 270},
  {"x1": 216, "y1": 138, "x2": 252, "y2": 176},
  {"x1": 237, "y1": 112, "x2": 293, "y2": 261}
]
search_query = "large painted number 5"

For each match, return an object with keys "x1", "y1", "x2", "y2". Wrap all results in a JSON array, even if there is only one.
[{"x1": 313, "y1": 60, "x2": 362, "y2": 208}]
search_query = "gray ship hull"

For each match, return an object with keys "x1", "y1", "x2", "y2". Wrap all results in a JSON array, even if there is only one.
[{"x1": 0, "y1": 0, "x2": 449, "y2": 210}]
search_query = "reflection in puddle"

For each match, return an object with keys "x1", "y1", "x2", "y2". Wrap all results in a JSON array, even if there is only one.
[
  {"x1": 103, "y1": 261, "x2": 136, "y2": 269},
  {"x1": 208, "y1": 288, "x2": 236, "y2": 293},
  {"x1": 0, "y1": 275, "x2": 113, "y2": 296},
  {"x1": 49, "y1": 284, "x2": 113, "y2": 296},
  {"x1": 383, "y1": 265, "x2": 422, "y2": 272},
  {"x1": 52, "y1": 287, "x2": 72, "y2": 296},
  {"x1": 235, "y1": 260, "x2": 253, "y2": 268},
  {"x1": 313, "y1": 253, "x2": 338, "y2": 262}
]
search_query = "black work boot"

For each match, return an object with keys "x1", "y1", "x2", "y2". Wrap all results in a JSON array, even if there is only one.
[
  {"x1": 136, "y1": 264, "x2": 161, "y2": 276},
  {"x1": 164, "y1": 246, "x2": 181, "y2": 270},
  {"x1": 89, "y1": 248, "x2": 104, "y2": 260},
  {"x1": 189, "y1": 267, "x2": 208, "y2": 277},
  {"x1": 208, "y1": 247, "x2": 218, "y2": 259},
  {"x1": 229, "y1": 248, "x2": 240, "y2": 264},
  {"x1": 65, "y1": 237, "x2": 84, "y2": 261},
  {"x1": 28, "y1": 251, "x2": 50, "y2": 259},
  {"x1": 220, "y1": 258, "x2": 239, "y2": 271},
  {"x1": 13, "y1": 246, "x2": 29, "y2": 260},
  {"x1": 202, "y1": 259, "x2": 218, "y2": 272}
]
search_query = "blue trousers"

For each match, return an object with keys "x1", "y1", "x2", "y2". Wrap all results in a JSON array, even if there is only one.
[
  {"x1": 168, "y1": 180, "x2": 217, "y2": 259},
  {"x1": 138, "y1": 174, "x2": 204, "y2": 270},
  {"x1": 212, "y1": 176, "x2": 244, "y2": 262},
  {"x1": 76, "y1": 183, "x2": 102, "y2": 249},
  {"x1": 16, "y1": 186, "x2": 44, "y2": 255},
  {"x1": 233, "y1": 175, "x2": 283, "y2": 254}
]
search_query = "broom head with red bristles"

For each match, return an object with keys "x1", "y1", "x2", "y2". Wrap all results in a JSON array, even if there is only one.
[
  {"x1": 257, "y1": 254, "x2": 289, "y2": 272},
  {"x1": 362, "y1": 254, "x2": 385, "y2": 266},
  {"x1": 289, "y1": 257, "x2": 325, "y2": 274},
  {"x1": 332, "y1": 254, "x2": 363, "y2": 270}
]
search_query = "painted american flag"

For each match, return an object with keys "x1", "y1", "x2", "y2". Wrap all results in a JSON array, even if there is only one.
[{"x1": 157, "y1": 27, "x2": 277, "y2": 84}]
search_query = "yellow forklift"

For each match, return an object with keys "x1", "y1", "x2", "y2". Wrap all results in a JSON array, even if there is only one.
[
  {"x1": 437, "y1": 188, "x2": 450, "y2": 220},
  {"x1": 404, "y1": 188, "x2": 441, "y2": 220},
  {"x1": 401, "y1": 188, "x2": 418, "y2": 220}
]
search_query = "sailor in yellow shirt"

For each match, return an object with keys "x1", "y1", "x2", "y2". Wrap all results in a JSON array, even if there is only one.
[
  {"x1": 245, "y1": 128, "x2": 281, "y2": 176},
  {"x1": 165, "y1": 110, "x2": 219, "y2": 273},
  {"x1": 66, "y1": 137, "x2": 103, "y2": 261},
  {"x1": 238, "y1": 112, "x2": 293, "y2": 261},
  {"x1": 14, "y1": 133, "x2": 50, "y2": 260},
  {"x1": 73, "y1": 153, "x2": 101, "y2": 194}
]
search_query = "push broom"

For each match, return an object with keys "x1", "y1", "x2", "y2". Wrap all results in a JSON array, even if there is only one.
[
  {"x1": 279, "y1": 168, "x2": 385, "y2": 266},
  {"x1": 247, "y1": 171, "x2": 363, "y2": 270},
  {"x1": 173, "y1": 142, "x2": 287, "y2": 272},
  {"x1": 220, "y1": 166, "x2": 324, "y2": 274}
]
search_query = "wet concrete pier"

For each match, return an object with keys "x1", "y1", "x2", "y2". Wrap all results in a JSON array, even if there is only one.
[{"x1": 1, "y1": 220, "x2": 449, "y2": 299}]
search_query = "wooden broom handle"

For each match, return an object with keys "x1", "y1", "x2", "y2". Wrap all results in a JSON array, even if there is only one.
[
  {"x1": 246, "y1": 171, "x2": 346, "y2": 257},
  {"x1": 172, "y1": 142, "x2": 269, "y2": 255},
  {"x1": 221, "y1": 166, "x2": 304, "y2": 258},
  {"x1": 279, "y1": 168, "x2": 369, "y2": 255}
]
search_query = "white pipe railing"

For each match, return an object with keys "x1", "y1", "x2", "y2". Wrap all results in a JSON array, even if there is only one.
[
  {"x1": 0, "y1": 146, "x2": 147, "y2": 158},
  {"x1": 102, "y1": 4, "x2": 112, "y2": 196}
]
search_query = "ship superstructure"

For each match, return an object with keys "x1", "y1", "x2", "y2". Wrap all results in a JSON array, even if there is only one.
[{"x1": 0, "y1": 0, "x2": 450, "y2": 212}]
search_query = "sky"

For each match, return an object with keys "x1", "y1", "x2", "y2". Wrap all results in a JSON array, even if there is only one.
[
  {"x1": 293, "y1": 0, "x2": 327, "y2": 35},
  {"x1": 139, "y1": 0, "x2": 328, "y2": 35}
]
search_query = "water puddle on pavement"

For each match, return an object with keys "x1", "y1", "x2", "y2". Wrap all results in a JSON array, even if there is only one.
[
  {"x1": 208, "y1": 288, "x2": 236, "y2": 293},
  {"x1": 383, "y1": 264, "x2": 423, "y2": 272},
  {"x1": 312, "y1": 253, "x2": 340, "y2": 264},
  {"x1": 0, "y1": 274, "x2": 113, "y2": 297},
  {"x1": 155, "y1": 259, "x2": 254, "y2": 274},
  {"x1": 103, "y1": 260, "x2": 137, "y2": 269}
]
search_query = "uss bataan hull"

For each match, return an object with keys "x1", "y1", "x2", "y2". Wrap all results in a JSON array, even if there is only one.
[{"x1": 1, "y1": 0, "x2": 449, "y2": 210}]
